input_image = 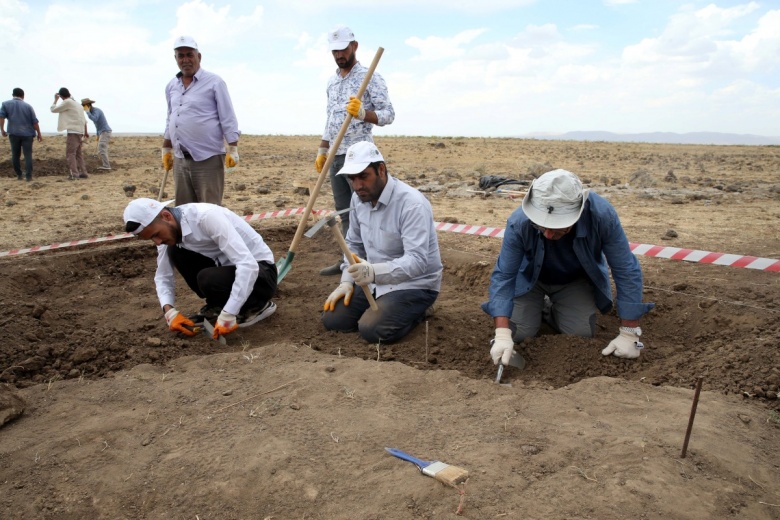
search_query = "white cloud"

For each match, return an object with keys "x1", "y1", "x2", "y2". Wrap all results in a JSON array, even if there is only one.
[{"x1": 406, "y1": 29, "x2": 488, "y2": 61}]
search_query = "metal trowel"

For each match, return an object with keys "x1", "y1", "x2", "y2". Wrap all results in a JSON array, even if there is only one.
[{"x1": 495, "y1": 349, "x2": 525, "y2": 385}]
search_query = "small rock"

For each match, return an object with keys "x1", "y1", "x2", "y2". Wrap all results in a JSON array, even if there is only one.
[
  {"x1": 222, "y1": 389, "x2": 233, "y2": 396},
  {"x1": 737, "y1": 414, "x2": 752, "y2": 424},
  {"x1": 72, "y1": 346, "x2": 99, "y2": 363},
  {"x1": 664, "y1": 229, "x2": 678, "y2": 238},
  {"x1": 325, "y1": 366, "x2": 336, "y2": 373},
  {"x1": 146, "y1": 337, "x2": 162, "y2": 347},
  {"x1": 81, "y1": 194, "x2": 90, "y2": 200},
  {"x1": 235, "y1": 183, "x2": 246, "y2": 191},
  {"x1": 290, "y1": 403, "x2": 300, "y2": 410},
  {"x1": 32, "y1": 304, "x2": 47, "y2": 319},
  {"x1": 256, "y1": 187, "x2": 270, "y2": 194},
  {"x1": 0, "y1": 383, "x2": 26, "y2": 427}
]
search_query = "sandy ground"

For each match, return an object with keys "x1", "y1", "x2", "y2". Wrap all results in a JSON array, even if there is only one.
[{"x1": 0, "y1": 135, "x2": 779, "y2": 519}]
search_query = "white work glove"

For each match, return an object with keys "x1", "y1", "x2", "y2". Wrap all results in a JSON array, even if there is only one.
[
  {"x1": 315, "y1": 147, "x2": 328, "y2": 173},
  {"x1": 490, "y1": 327, "x2": 514, "y2": 366},
  {"x1": 164, "y1": 308, "x2": 196, "y2": 337},
  {"x1": 347, "y1": 254, "x2": 375, "y2": 286},
  {"x1": 323, "y1": 281, "x2": 353, "y2": 311},
  {"x1": 602, "y1": 327, "x2": 644, "y2": 359},
  {"x1": 213, "y1": 310, "x2": 238, "y2": 339},
  {"x1": 225, "y1": 145, "x2": 239, "y2": 172},
  {"x1": 161, "y1": 147, "x2": 173, "y2": 172}
]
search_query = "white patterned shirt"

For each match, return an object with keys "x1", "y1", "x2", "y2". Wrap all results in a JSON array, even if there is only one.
[{"x1": 322, "y1": 62, "x2": 394, "y2": 155}]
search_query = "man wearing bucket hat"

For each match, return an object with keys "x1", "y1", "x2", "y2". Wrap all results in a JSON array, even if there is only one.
[
  {"x1": 162, "y1": 35, "x2": 240, "y2": 205},
  {"x1": 123, "y1": 198, "x2": 277, "y2": 340},
  {"x1": 81, "y1": 98, "x2": 112, "y2": 170},
  {"x1": 321, "y1": 141, "x2": 441, "y2": 343},
  {"x1": 317, "y1": 25, "x2": 395, "y2": 276},
  {"x1": 482, "y1": 169, "x2": 655, "y2": 365}
]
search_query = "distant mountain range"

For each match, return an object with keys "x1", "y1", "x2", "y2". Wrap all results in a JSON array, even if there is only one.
[{"x1": 523, "y1": 131, "x2": 780, "y2": 146}]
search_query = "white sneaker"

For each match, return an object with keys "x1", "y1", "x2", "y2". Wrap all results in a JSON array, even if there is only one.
[{"x1": 238, "y1": 301, "x2": 277, "y2": 328}]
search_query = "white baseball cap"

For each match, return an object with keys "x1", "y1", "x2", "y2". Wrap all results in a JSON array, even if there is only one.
[
  {"x1": 173, "y1": 35, "x2": 198, "y2": 50},
  {"x1": 124, "y1": 198, "x2": 166, "y2": 235},
  {"x1": 521, "y1": 169, "x2": 590, "y2": 229},
  {"x1": 328, "y1": 26, "x2": 355, "y2": 51},
  {"x1": 336, "y1": 141, "x2": 384, "y2": 175}
]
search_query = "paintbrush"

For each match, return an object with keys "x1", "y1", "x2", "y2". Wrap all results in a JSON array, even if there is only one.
[{"x1": 385, "y1": 447, "x2": 469, "y2": 486}]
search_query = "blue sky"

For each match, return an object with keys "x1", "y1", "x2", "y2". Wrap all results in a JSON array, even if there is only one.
[{"x1": 2, "y1": 0, "x2": 778, "y2": 137}]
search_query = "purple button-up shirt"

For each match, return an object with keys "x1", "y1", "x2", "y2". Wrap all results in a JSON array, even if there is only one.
[{"x1": 164, "y1": 68, "x2": 240, "y2": 161}]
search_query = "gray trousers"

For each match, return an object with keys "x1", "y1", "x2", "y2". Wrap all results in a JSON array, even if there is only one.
[
  {"x1": 173, "y1": 154, "x2": 225, "y2": 205},
  {"x1": 510, "y1": 278, "x2": 599, "y2": 341},
  {"x1": 328, "y1": 154, "x2": 351, "y2": 235},
  {"x1": 97, "y1": 131, "x2": 111, "y2": 168}
]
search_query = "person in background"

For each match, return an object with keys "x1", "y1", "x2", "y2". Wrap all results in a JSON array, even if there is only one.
[
  {"x1": 81, "y1": 98, "x2": 112, "y2": 170},
  {"x1": 482, "y1": 169, "x2": 655, "y2": 368},
  {"x1": 0, "y1": 88, "x2": 43, "y2": 181},
  {"x1": 321, "y1": 141, "x2": 440, "y2": 344},
  {"x1": 123, "y1": 198, "x2": 277, "y2": 341},
  {"x1": 50, "y1": 87, "x2": 88, "y2": 180},
  {"x1": 316, "y1": 26, "x2": 395, "y2": 276},
  {"x1": 162, "y1": 35, "x2": 240, "y2": 205}
]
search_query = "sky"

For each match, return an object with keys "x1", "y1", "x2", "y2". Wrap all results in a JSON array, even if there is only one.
[{"x1": 1, "y1": 0, "x2": 778, "y2": 138}]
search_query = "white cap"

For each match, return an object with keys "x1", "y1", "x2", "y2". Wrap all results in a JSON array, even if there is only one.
[
  {"x1": 337, "y1": 141, "x2": 385, "y2": 175},
  {"x1": 521, "y1": 169, "x2": 590, "y2": 229},
  {"x1": 328, "y1": 26, "x2": 355, "y2": 51},
  {"x1": 123, "y1": 198, "x2": 165, "y2": 235},
  {"x1": 173, "y1": 35, "x2": 198, "y2": 50}
]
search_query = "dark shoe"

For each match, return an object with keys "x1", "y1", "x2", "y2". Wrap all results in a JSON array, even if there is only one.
[
  {"x1": 319, "y1": 262, "x2": 342, "y2": 276},
  {"x1": 25, "y1": 177, "x2": 31, "y2": 182},
  {"x1": 238, "y1": 301, "x2": 277, "y2": 328},
  {"x1": 188, "y1": 304, "x2": 221, "y2": 326},
  {"x1": 16, "y1": 175, "x2": 23, "y2": 181},
  {"x1": 77, "y1": 172, "x2": 89, "y2": 179}
]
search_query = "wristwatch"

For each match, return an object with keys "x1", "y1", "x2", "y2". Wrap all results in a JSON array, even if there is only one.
[{"x1": 620, "y1": 326, "x2": 642, "y2": 336}]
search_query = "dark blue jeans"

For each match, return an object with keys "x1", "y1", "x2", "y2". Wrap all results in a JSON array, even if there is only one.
[
  {"x1": 321, "y1": 287, "x2": 438, "y2": 343},
  {"x1": 9, "y1": 134, "x2": 34, "y2": 179}
]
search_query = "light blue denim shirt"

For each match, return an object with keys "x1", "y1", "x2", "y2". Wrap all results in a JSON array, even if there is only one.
[
  {"x1": 481, "y1": 192, "x2": 654, "y2": 320},
  {"x1": 86, "y1": 107, "x2": 112, "y2": 134},
  {"x1": 340, "y1": 175, "x2": 442, "y2": 297}
]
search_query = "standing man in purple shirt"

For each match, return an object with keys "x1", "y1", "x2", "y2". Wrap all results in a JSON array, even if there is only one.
[
  {"x1": 162, "y1": 36, "x2": 240, "y2": 205},
  {"x1": 0, "y1": 88, "x2": 43, "y2": 181}
]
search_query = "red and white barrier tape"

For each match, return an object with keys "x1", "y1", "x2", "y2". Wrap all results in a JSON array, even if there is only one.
[{"x1": 1, "y1": 207, "x2": 778, "y2": 272}]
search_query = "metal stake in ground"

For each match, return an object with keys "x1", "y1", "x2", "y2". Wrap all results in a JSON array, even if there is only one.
[{"x1": 680, "y1": 376, "x2": 704, "y2": 458}]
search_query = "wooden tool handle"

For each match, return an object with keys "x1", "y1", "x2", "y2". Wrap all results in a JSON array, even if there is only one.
[
  {"x1": 330, "y1": 223, "x2": 379, "y2": 311},
  {"x1": 286, "y1": 47, "x2": 385, "y2": 256},
  {"x1": 157, "y1": 169, "x2": 169, "y2": 201}
]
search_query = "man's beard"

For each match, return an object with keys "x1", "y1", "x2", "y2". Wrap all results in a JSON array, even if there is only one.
[{"x1": 337, "y1": 54, "x2": 356, "y2": 70}]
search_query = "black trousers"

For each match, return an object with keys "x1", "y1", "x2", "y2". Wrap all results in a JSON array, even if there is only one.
[{"x1": 170, "y1": 246, "x2": 277, "y2": 314}]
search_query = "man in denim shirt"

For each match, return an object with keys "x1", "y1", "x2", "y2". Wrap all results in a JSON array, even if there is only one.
[
  {"x1": 482, "y1": 169, "x2": 654, "y2": 367},
  {"x1": 81, "y1": 98, "x2": 112, "y2": 170},
  {"x1": 322, "y1": 142, "x2": 441, "y2": 344}
]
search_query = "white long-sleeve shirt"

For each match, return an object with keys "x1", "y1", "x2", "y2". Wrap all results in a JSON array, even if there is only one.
[{"x1": 154, "y1": 204, "x2": 274, "y2": 315}]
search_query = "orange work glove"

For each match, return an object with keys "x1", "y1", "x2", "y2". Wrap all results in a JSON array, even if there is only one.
[
  {"x1": 346, "y1": 96, "x2": 366, "y2": 120},
  {"x1": 162, "y1": 147, "x2": 173, "y2": 172},
  {"x1": 164, "y1": 308, "x2": 197, "y2": 336},
  {"x1": 213, "y1": 310, "x2": 238, "y2": 339},
  {"x1": 315, "y1": 147, "x2": 328, "y2": 173}
]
